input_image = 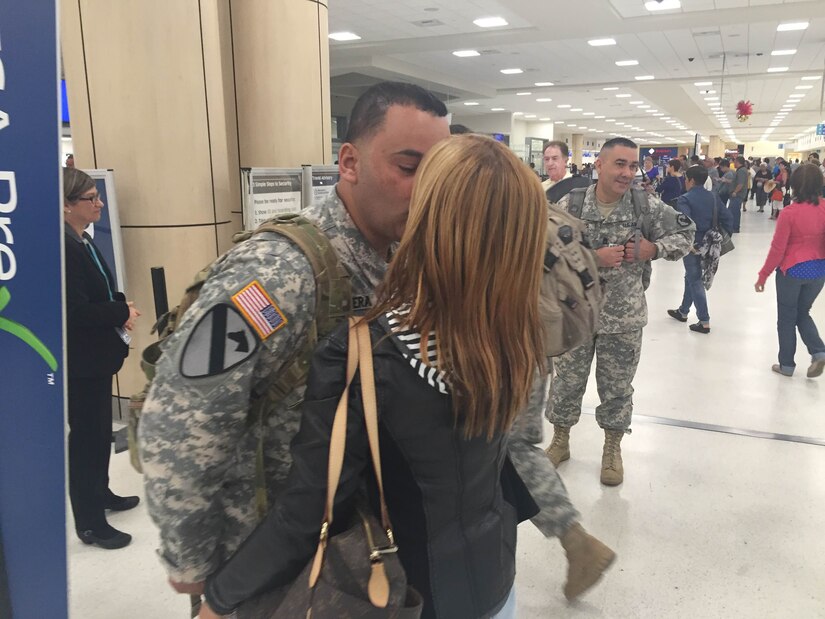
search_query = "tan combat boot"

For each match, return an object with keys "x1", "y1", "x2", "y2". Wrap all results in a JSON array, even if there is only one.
[
  {"x1": 545, "y1": 425, "x2": 570, "y2": 467},
  {"x1": 560, "y1": 523, "x2": 616, "y2": 600},
  {"x1": 600, "y1": 430, "x2": 624, "y2": 486}
]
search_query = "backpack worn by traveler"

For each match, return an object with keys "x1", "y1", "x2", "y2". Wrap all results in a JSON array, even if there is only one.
[
  {"x1": 127, "y1": 214, "x2": 352, "y2": 482},
  {"x1": 565, "y1": 186, "x2": 654, "y2": 291},
  {"x1": 540, "y1": 204, "x2": 605, "y2": 357}
]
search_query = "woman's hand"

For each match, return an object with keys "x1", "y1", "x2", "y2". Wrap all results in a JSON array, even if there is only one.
[
  {"x1": 124, "y1": 301, "x2": 141, "y2": 331},
  {"x1": 754, "y1": 282, "x2": 765, "y2": 293}
]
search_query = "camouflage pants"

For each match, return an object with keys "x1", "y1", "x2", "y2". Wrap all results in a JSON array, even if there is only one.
[
  {"x1": 549, "y1": 330, "x2": 643, "y2": 432},
  {"x1": 508, "y1": 372, "x2": 579, "y2": 539}
]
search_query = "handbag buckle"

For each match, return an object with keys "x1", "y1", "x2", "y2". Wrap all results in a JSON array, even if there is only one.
[{"x1": 369, "y1": 543, "x2": 398, "y2": 563}]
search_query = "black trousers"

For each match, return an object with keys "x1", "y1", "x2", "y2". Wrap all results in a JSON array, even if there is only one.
[{"x1": 68, "y1": 375, "x2": 113, "y2": 531}]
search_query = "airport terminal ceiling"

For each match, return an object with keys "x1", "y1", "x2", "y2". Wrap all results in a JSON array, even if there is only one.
[{"x1": 327, "y1": 0, "x2": 825, "y2": 147}]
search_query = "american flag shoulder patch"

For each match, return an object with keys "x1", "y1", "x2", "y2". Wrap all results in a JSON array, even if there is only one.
[{"x1": 230, "y1": 280, "x2": 287, "y2": 340}]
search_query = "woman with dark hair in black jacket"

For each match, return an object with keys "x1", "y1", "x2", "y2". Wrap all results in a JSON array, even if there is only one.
[
  {"x1": 201, "y1": 135, "x2": 550, "y2": 619},
  {"x1": 63, "y1": 167, "x2": 141, "y2": 549}
]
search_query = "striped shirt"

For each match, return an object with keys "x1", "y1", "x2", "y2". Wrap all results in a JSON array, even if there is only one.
[{"x1": 386, "y1": 308, "x2": 450, "y2": 395}]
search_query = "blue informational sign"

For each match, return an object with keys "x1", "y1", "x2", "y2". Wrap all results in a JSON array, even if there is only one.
[
  {"x1": 816, "y1": 124, "x2": 825, "y2": 137},
  {"x1": 0, "y1": 2, "x2": 68, "y2": 618}
]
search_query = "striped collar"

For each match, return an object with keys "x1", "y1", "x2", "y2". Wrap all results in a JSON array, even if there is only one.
[{"x1": 385, "y1": 307, "x2": 449, "y2": 395}]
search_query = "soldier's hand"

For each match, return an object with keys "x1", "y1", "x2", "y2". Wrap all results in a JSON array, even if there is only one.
[
  {"x1": 595, "y1": 245, "x2": 624, "y2": 268},
  {"x1": 168, "y1": 577, "x2": 204, "y2": 595},
  {"x1": 624, "y1": 238, "x2": 657, "y2": 262}
]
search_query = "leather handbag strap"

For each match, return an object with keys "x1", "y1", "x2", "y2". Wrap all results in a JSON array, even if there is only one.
[{"x1": 308, "y1": 317, "x2": 395, "y2": 607}]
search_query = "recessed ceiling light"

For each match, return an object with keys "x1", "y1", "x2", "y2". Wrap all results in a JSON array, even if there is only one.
[
  {"x1": 771, "y1": 49, "x2": 797, "y2": 56},
  {"x1": 536, "y1": 98, "x2": 553, "y2": 102},
  {"x1": 583, "y1": 112, "x2": 595, "y2": 115},
  {"x1": 694, "y1": 81, "x2": 712, "y2": 86},
  {"x1": 540, "y1": 117, "x2": 551, "y2": 121},
  {"x1": 801, "y1": 76, "x2": 822, "y2": 81},
  {"x1": 570, "y1": 108, "x2": 583, "y2": 112},
  {"x1": 603, "y1": 86, "x2": 619, "y2": 91},
  {"x1": 517, "y1": 92, "x2": 532, "y2": 96},
  {"x1": 615, "y1": 60, "x2": 639, "y2": 67},
  {"x1": 491, "y1": 107, "x2": 505, "y2": 111},
  {"x1": 796, "y1": 85, "x2": 814, "y2": 90},
  {"x1": 557, "y1": 104, "x2": 572, "y2": 108},
  {"x1": 329, "y1": 32, "x2": 361, "y2": 41},
  {"x1": 452, "y1": 50, "x2": 480, "y2": 57},
  {"x1": 616, "y1": 94, "x2": 632, "y2": 98},
  {"x1": 635, "y1": 75, "x2": 655, "y2": 82},
  {"x1": 767, "y1": 67, "x2": 789, "y2": 73},
  {"x1": 535, "y1": 82, "x2": 554, "y2": 86},
  {"x1": 588, "y1": 38, "x2": 617, "y2": 46},
  {"x1": 474, "y1": 16, "x2": 508, "y2": 28},
  {"x1": 777, "y1": 22, "x2": 808, "y2": 32},
  {"x1": 463, "y1": 101, "x2": 479, "y2": 106},
  {"x1": 500, "y1": 68, "x2": 523, "y2": 74}
]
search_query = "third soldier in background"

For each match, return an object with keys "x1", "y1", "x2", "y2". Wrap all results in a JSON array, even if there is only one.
[{"x1": 547, "y1": 137, "x2": 694, "y2": 486}]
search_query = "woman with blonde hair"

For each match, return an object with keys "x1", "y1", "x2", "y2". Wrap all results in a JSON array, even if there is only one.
[{"x1": 201, "y1": 134, "x2": 548, "y2": 619}]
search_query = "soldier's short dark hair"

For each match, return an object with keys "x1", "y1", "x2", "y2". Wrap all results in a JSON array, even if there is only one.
[
  {"x1": 599, "y1": 137, "x2": 637, "y2": 154},
  {"x1": 685, "y1": 165, "x2": 708, "y2": 186},
  {"x1": 719, "y1": 158, "x2": 730, "y2": 168},
  {"x1": 736, "y1": 156, "x2": 746, "y2": 166},
  {"x1": 543, "y1": 140, "x2": 569, "y2": 158},
  {"x1": 690, "y1": 155, "x2": 701, "y2": 164},
  {"x1": 345, "y1": 81, "x2": 448, "y2": 143},
  {"x1": 449, "y1": 124, "x2": 473, "y2": 135}
]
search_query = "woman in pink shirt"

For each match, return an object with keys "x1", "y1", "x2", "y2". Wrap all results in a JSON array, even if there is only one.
[{"x1": 755, "y1": 163, "x2": 825, "y2": 377}]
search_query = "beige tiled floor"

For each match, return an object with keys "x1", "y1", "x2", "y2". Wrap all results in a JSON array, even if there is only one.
[{"x1": 68, "y1": 203, "x2": 825, "y2": 618}]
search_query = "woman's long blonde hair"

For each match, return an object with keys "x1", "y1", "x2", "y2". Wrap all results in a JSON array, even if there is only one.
[{"x1": 368, "y1": 134, "x2": 548, "y2": 439}]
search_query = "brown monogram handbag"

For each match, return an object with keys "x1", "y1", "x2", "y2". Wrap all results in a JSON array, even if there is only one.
[{"x1": 236, "y1": 318, "x2": 422, "y2": 619}]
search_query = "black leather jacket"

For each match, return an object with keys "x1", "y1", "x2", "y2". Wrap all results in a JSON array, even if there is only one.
[{"x1": 205, "y1": 317, "x2": 526, "y2": 618}]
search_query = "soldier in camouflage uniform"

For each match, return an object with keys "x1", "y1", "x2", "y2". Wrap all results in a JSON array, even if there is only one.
[
  {"x1": 140, "y1": 82, "x2": 612, "y2": 607},
  {"x1": 547, "y1": 137, "x2": 694, "y2": 486}
]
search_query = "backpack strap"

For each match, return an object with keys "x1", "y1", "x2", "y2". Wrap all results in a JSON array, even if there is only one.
[
  {"x1": 567, "y1": 187, "x2": 588, "y2": 219},
  {"x1": 629, "y1": 188, "x2": 650, "y2": 261}
]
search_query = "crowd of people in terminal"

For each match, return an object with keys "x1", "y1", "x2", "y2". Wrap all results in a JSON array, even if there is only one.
[{"x1": 64, "y1": 81, "x2": 825, "y2": 618}]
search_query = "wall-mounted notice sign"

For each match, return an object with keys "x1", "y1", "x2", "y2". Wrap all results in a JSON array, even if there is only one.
[
  {"x1": 311, "y1": 166, "x2": 339, "y2": 207},
  {"x1": 244, "y1": 169, "x2": 303, "y2": 229}
]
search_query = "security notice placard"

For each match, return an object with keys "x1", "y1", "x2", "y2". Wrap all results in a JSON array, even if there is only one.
[
  {"x1": 311, "y1": 166, "x2": 339, "y2": 206},
  {"x1": 246, "y1": 170, "x2": 303, "y2": 229}
]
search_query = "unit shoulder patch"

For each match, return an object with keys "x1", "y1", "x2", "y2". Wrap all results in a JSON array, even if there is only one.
[
  {"x1": 676, "y1": 214, "x2": 693, "y2": 228},
  {"x1": 230, "y1": 280, "x2": 288, "y2": 340},
  {"x1": 180, "y1": 304, "x2": 260, "y2": 378}
]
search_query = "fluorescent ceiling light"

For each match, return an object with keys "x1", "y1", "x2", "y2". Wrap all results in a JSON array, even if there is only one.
[
  {"x1": 567, "y1": 124, "x2": 577, "y2": 127},
  {"x1": 513, "y1": 112, "x2": 523, "y2": 115},
  {"x1": 767, "y1": 67, "x2": 789, "y2": 73},
  {"x1": 555, "y1": 121, "x2": 565, "y2": 124},
  {"x1": 525, "y1": 114, "x2": 537, "y2": 118},
  {"x1": 453, "y1": 50, "x2": 480, "y2": 57},
  {"x1": 637, "y1": 105, "x2": 650, "y2": 109},
  {"x1": 535, "y1": 82, "x2": 554, "y2": 86},
  {"x1": 589, "y1": 38, "x2": 617, "y2": 46},
  {"x1": 517, "y1": 92, "x2": 532, "y2": 96},
  {"x1": 536, "y1": 98, "x2": 553, "y2": 102},
  {"x1": 579, "y1": 126, "x2": 589, "y2": 130},
  {"x1": 802, "y1": 76, "x2": 822, "y2": 81},
  {"x1": 540, "y1": 117, "x2": 551, "y2": 121},
  {"x1": 789, "y1": 94, "x2": 806, "y2": 98},
  {"x1": 662, "y1": 117, "x2": 671, "y2": 120},
  {"x1": 629, "y1": 100, "x2": 643, "y2": 104},
  {"x1": 557, "y1": 104, "x2": 572, "y2": 108},
  {"x1": 645, "y1": 109, "x2": 657, "y2": 113},
  {"x1": 704, "y1": 97, "x2": 719, "y2": 101},
  {"x1": 694, "y1": 81, "x2": 712, "y2": 86},
  {"x1": 777, "y1": 22, "x2": 808, "y2": 32},
  {"x1": 796, "y1": 85, "x2": 814, "y2": 90},
  {"x1": 491, "y1": 107, "x2": 505, "y2": 111},
  {"x1": 463, "y1": 101, "x2": 480, "y2": 106},
  {"x1": 771, "y1": 49, "x2": 797, "y2": 56},
  {"x1": 603, "y1": 87, "x2": 619, "y2": 91},
  {"x1": 474, "y1": 16, "x2": 508, "y2": 28},
  {"x1": 653, "y1": 113, "x2": 664, "y2": 116},
  {"x1": 635, "y1": 75, "x2": 655, "y2": 81},
  {"x1": 605, "y1": 119, "x2": 616, "y2": 122},
  {"x1": 616, "y1": 93, "x2": 632, "y2": 98},
  {"x1": 570, "y1": 108, "x2": 583, "y2": 112},
  {"x1": 595, "y1": 115, "x2": 605, "y2": 119},
  {"x1": 500, "y1": 68, "x2": 523, "y2": 74},
  {"x1": 615, "y1": 60, "x2": 639, "y2": 67},
  {"x1": 329, "y1": 32, "x2": 361, "y2": 41},
  {"x1": 583, "y1": 112, "x2": 595, "y2": 115}
]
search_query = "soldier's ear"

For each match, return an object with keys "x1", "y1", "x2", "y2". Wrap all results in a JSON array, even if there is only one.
[{"x1": 338, "y1": 142, "x2": 360, "y2": 185}]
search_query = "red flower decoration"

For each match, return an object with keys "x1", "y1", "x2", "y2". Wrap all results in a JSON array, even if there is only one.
[{"x1": 736, "y1": 100, "x2": 753, "y2": 122}]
